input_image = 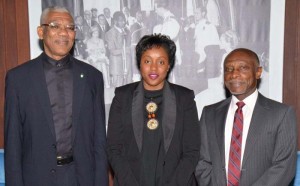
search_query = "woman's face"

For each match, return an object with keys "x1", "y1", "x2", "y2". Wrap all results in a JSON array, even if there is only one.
[{"x1": 140, "y1": 47, "x2": 170, "y2": 90}]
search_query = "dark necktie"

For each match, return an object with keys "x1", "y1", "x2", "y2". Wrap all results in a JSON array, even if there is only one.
[{"x1": 228, "y1": 101, "x2": 245, "y2": 186}]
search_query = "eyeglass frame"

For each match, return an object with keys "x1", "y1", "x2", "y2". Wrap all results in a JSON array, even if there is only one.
[{"x1": 41, "y1": 22, "x2": 77, "y2": 32}]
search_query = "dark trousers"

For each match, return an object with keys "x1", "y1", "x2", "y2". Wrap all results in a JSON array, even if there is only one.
[{"x1": 56, "y1": 162, "x2": 77, "y2": 186}]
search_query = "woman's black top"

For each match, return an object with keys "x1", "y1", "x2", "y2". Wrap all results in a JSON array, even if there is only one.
[{"x1": 140, "y1": 88, "x2": 165, "y2": 186}]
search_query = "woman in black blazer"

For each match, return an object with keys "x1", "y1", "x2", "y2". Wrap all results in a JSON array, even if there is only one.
[{"x1": 107, "y1": 34, "x2": 200, "y2": 186}]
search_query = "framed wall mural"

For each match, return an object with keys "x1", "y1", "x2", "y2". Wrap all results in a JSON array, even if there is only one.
[{"x1": 28, "y1": 0, "x2": 284, "y2": 118}]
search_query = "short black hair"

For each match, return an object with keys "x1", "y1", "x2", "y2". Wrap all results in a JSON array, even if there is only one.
[
  {"x1": 113, "y1": 11, "x2": 125, "y2": 22},
  {"x1": 136, "y1": 34, "x2": 176, "y2": 70},
  {"x1": 225, "y1": 48, "x2": 260, "y2": 65}
]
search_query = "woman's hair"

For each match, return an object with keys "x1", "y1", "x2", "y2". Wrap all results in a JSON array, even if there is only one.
[{"x1": 135, "y1": 34, "x2": 176, "y2": 70}]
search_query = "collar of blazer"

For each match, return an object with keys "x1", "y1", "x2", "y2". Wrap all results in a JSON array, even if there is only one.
[
  {"x1": 131, "y1": 81, "x2": 176, "y2": 153},
  {"x1": 214, "y1": 93, "x2": 271, "y2": 168}
]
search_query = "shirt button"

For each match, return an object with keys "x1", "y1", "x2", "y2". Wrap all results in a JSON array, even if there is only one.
[{"x1": 50, "y1": 169, "x2": 56, "y2": 173}]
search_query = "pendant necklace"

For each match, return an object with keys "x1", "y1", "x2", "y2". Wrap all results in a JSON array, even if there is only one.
[{"x1": 146, "y1": 100, "x2": 158, "y2": 130}]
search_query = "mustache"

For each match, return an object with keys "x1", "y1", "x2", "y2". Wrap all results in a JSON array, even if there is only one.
[
  {"x1": 54, "y1": 37, "x2": 73, "y2": 44},
  {"x1": 226, "y1": 80, "x2": 246, "y2": 84}
]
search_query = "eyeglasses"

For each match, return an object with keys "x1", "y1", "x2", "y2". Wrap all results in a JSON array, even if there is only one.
[{"x1": 41, "y1": 22, "x2": 76, "y2": 32}]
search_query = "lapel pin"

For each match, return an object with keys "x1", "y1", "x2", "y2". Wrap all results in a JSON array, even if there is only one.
[{"x1": 80, "y1": 73, "x2": 84, "y2": 78}]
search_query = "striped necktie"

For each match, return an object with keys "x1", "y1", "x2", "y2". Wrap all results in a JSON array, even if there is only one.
[{"x1": 228, "y1": 101, "x2": 245, "y2": 186}]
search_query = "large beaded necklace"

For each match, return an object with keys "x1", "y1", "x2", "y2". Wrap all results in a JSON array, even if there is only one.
[{"x1": 146, "y1": 100, "x2": 158, "y2": 130}]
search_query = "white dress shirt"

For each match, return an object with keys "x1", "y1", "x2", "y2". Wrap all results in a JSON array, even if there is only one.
[{"x1": 224, "y1": 90, "x2": 258, "y2": 177}]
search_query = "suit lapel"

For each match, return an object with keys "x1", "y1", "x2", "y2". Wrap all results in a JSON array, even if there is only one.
[
  {"x1": 215, "y1": 99, "x2": 231, "y2": 166},
  {"x1": 131, "y1": 82, "x2": 176, "y2": 153},
  {"x1": 242, "y1": 94, "x2": 269, "y2": 166},
  {"x1": 132, "y1": 82, "x2": 144, "y2": 152},
  {"x1": 162, "y1": 82, "x2": 176, "y2": 153},
  {"x1": 31, "y1": 56, "x2": 56, "y2": 140},
  {"x1": 71, "y1": 59, "x2": 86, "y2": 144}
]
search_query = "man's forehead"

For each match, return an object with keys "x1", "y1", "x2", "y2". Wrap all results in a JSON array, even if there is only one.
[
  {"x1": 47, "y1": 12, "x2": 74, "y2": 22},
  {"x1": 224, "y1": 58, "x2": 259, "y2": 68},
  {"x1": 226, "y1": 51, "x2": 256, "y2": 62},
  {"x1": 224, "y1": 59, "x2": 252, "y2": 65}
]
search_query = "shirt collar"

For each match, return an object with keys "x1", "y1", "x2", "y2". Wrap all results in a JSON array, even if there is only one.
[
  {"x1": 114, "y1": 25, "x2": 124, "y2": 33},
  {"x1": 43, "y1": 52, "x2": 71, "y2": 67},
  {"x1": 230, "y1": 89, "x2": 258, "y2": 112}
]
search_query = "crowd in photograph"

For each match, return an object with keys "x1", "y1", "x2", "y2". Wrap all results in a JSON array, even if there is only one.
[{"x1": 73, "y1": 1, "x2": 239, "y2": 91}]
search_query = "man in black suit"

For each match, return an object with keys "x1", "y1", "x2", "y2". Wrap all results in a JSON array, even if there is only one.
[
  {"x1": 130, "y1": 11, "x2": 145, "y2": 34},
  {"x1": 83, "y1": 9, "x2": 98, "y2": 39},
  {"x1": 91, "y1": 8, "x2": 98, "y2": 23},
  {"x1": 4, "y1": 6, "x2": 108, "y2": 186},
  {"x1": 74, "y1": 15, "x2": 88, "y2": 59},
  {"x1": 103, "y1": 7, "x2": 112, "y2": 27},
  {"x1": 98, "y1": 14, "x2": 110, "y2": 40}
]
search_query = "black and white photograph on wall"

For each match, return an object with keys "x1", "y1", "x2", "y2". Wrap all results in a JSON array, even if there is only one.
[{"x1": 32, "y1": 0, "x2": 272, "y2": 118}]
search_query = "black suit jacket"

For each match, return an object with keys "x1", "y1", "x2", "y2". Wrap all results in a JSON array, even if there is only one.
[
  {"x1": 75, "y1": 26, "x2": 88, "y2": 59},
  {"x1": 4, "y1": 53, "x2": 108, "y2": 186},
  {"x1": 107, "y1": 81, "x2": 200, "y2": 186},
  {"x1": 98, "y1": 24, "x2": 110, "y2": 40}
]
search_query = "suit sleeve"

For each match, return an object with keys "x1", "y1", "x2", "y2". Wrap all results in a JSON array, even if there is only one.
[
  {"x1": 106, "y1": 88, "x2": 139, "y2": 186},
  {"x1": 195, "y1": 107, "x2": 213, "y2": 186},
  {"x1": 167, "y1": 90, "x2": 200, "y2": 186},
  {"x1": 105, "y1": 31, "x2": 123, "y2": 56},
  {"x1": 94, "y1": 72, "x2": 108, "y2": 186},
  {"x1": 252, "y1": 106, "x2": 297, "y2": 186},
  {"x1": 4, "y1": 71, "x2": 24, "y2": 186}
]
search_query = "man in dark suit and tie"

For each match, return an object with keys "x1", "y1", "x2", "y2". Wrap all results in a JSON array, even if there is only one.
[
  {"x1": 103, "y1": 7, "x2": 112, "y2": 28},
  {"x1": 4, "y1": 6, "x2": 108, "y2": 186},
  {"x1": 98, "y1": 14, "x2": 110, "y2": 40},
  {"x1": 74, "y1": 15, "x2": 88, "y2": 59},
  {"x1": 91, "y1": 8, "x2": 98, "y2": 23},
  {"x1": 195, "y1": 48, "x2": 297, "y2": 186},
  {"x1": 105, "y1": 11, "x2": 132, "y2": 87},
  {"x1": 83, "y1": 9, "x2": 98, "y2": 39},
  {"x1": 130, "y1": 11, "x2": 145, "y2": 35}
]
